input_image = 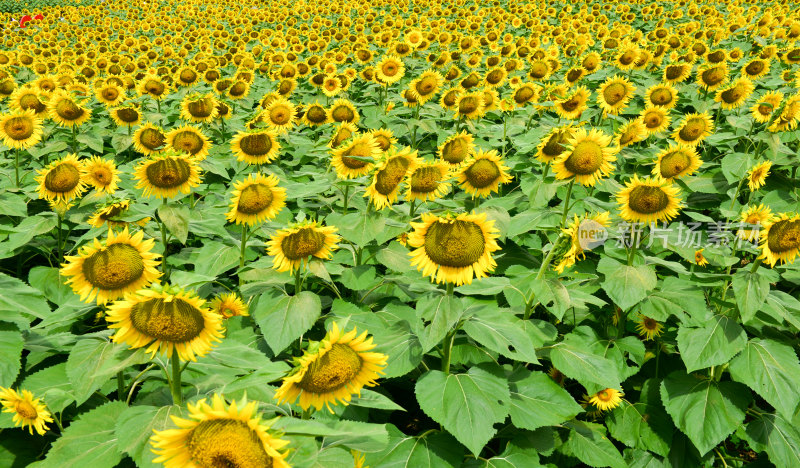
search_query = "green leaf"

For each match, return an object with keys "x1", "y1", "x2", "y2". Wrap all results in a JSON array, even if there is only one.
[
  {"x1": 549, "y1": 340, "x2": 622, "y2": 389},
  {"x1": 252, "y1": 291, "x2": 321, "y2": 354},
  {"x1": 732, "y1": 269, "x2": 770, "y2": 323},
  {"x1": 598, "y1": 257, "x2": 657, "y2": 310},
  {"x1": 327, "y1": 210, "x2": 385, "y2": 246},
  {"x1": 0, "y1": 272, "x2": 50, "y2": 327},
  {"x1": 659, "y1": 371, "x2": 751, "y2": 455},
  {"x1": 415, "y1": 365, "x2": 510, "y2": 455},
  {"x1": 0, "y1": 329, "x2": 23, "y2": 386},
  {"x1": 415, "y1": 294, "x2": 464, "y2": 352},
  {"x1": 115, "y1": 405, "x2": 184, "y2": 468},
  {"x1": 28, "y1": 266, "x2": 81, "y2": 306},
  {"x1": 462, "y1": 307, "x2": 541, "y2": 363},
  {"x1": 606, "y1": 379, "x2": 672, "y2": 457},
  {"x1": 36, "y1": 401, "x2": 127, "y2": 468},
  {"x1": 529, "y1": 277, "x2": 571, "y2": 320},
  {"x1": 508, "y1": 370, "x2": 583, "y2": 431},
  {"x1": 563, "y1": 420, "x2": 626, "y2": 468},
  {"x1": 191, "y1": 241, "x2": 240, "y2": 277},
  {"x1": 0, "y1": 191, "x2": 27, "y2": 217},
  {"x1": 638, "y1": 277, "x2": 708, "y2": 322},
  {"x1": 676, "y1": 314, "x2": 747, "y2": 373},
  {"x1": 364, "y1": 425, "x2": 464, "y2": 468},
  {"x1": 20, "y1": 363, "x2": 75, "y2": 414},
  {"x1": 65, "y1": 335, "x2": 150, "y2": 405},
  {"x1": 158, "y1": 203, "x2": 190, "y2": 244},
  {"x1": 273, "y1": 419, "x2": 389, "y2": 452},
  {"x1": 76, "y1": 133, "x2": 105, "y2": 153},
  {"x1": 729, "y1": 338, "x2": 800, "y2": 419},
  {"x1": 740, "y1": 413, "x2": 800, "y2": 468},
  {"x1": 463, "y1": 439, "x2": 543, "y2": 467}
]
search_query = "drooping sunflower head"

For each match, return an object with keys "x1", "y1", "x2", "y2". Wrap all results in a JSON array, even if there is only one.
[
  {"x1": 535, "y1": 125, "x2": 574, "y2": 163},
  {"x1": 302, "y1": 101, "x2": 330, "y2": 126},
  {"x1": 453, "y1": 91, "x2": 485, "y2": 120},
  {"x1": 652, "y1": 144, "x2": 702, "y2": 180},
  {"x1": 106, "y1": 284, "x2": 224, "y2": 361},
  {"x1": 615, "y1": 118, "x2": 648, "y2": 148},
  {"x1": 554, "y1": 85, "x2": 590, "y2": 120},
  {"x1": 209, "y1": 292, "x2": 249, "y2": 319},
  {"x1": 275, "y1": 322, "x2": 388, "y2": 412},
  {"x1": 48, "y1": 90, "x2": 91, "y2": 127},
  {"x1": 81, "y1": 156, "x2": 121, "y2": 194},
  {"x1": 640, "y1": 105, "x2": 671, "y2": 135},
  {"x1": 231, "y1": 128, "x2": 281, "y2": 165},
  {"x1": 267, "y1": 220, "x2": 340, "y2": 273},
  {"x1": 617, "y1": 175, "x2": 683, "y2": 223},
  {"x1": 0, "y1": 109, "x2": 42, "y2": 149},
  {"x1": 328, "y1": 99, "x2": 359, "y2": 125},
  {"x1": 367, "y1": 128, "x2": 397, "y2": 153},
  {"x1": 408, "y1": 70, "x2": 444, "y2": 104},
  {"x1": 179, "y1": 93, "x2": 219, "y2": 123},
  {"x1": 672, "y1": 112, "x2": 713, "y2": 145},
  {"x1": 697, "y1": 63, "x2": 728, "y2": 91},
  {"x1": 110, "y1": 104, "x2": 142, "y2": 127},
  {"x1": 0, "y1": 387, "x2": 53, "y2": 436},
  {"x1": 330, "y1": 133, "x2": 380, "y2": 179},
  {"x1": 36, "y1": 153, "x2": 86, "y2": 202},
  {"x1": 457, "y1": 149, "x2": 513, "y2": 198},
  {"x1": 137, "y1": 73, "x2": 170, "y2": 100},
  {"x1": 715, "y1": 77, "x2": 755, "y2": 110},
  {"x1": 597, "y1": 75, "x2": 636, "y2": 116},
  {"x1": 747, "y1": 161, "x2": 772, "y2": 191},
  {"x1": 166, "y1": 124, "x2": 211, "y2": 160},
  {"x1": 408, "y1": 211, "x2": 501, "y2": 285},
  {"x1": 645, "y1": 82, "x2": 678, "y2": 109},
  {"x1": 133, "y1": 151, "x2": 203, "y2": 199},
  {"x1": 438, "y1": 130, "x2": 476, "y2": 166},
  {"x1": 9, "y1": 85, "x2": 48, "y2": 115},
  {"x1": 750, "y1": 91, "x2": 783, "y2": 124},
  {"x1": 226, "y1": 173, "x2": 286, "y2": 225},
  {"x1": 364, "y1": 146, "x2": 421, "y2": 210},
  {"x1": 132, "y1": 122, "x2": 167, "y2": 155},
  {"x1": 151, "y1": 394, "x2": 291, "y2": 468},
  {"x1": 759, "y1": 214, "x2": 800, "y2": 266},
  {"x1": 553, "y1": 128, "x2": 617, "y2": 186},
  {"x1": 406, "y1": 161, "x2": 451, "y2": 202},
  {"x1": 60, "y1": 227, "x2": 161, "y2": 304}
]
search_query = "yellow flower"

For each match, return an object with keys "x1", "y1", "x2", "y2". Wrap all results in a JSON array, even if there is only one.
[
  {"x1": 750, "y1": 91, "x2": 782, "y2": 124},
  {"x1": 231, "y1": 128, "x2": 281, "y2": 165},
  {"x1": 405, "y1": 161, "x2": 451, "y2": 202},
  {"x1": 438, "y1": 130, "x2": 476, "y2": 167},
  {"x1": 672, "y1": 112, "x2": 713, "y2": 146},
  {"x1": 35, "y1": 153, "x2": 87, "y2": 202},
  {"x1": 586, "y1": 388, "x2": 623, "y2": 412},
  {"x1": 0, "y1": 109, "x2": 42, "y2": 149},
  {"x1": 166, "y1": 124, "x2": 212, "y2": 160},
  {"x1": 133, "y1": 151, "x2": 203, "y2": 199},
  {"x1": 328, "y1": 99, "x2": 360, "y2": 125},
  {"x1": 81, "y1": 156, "x2": 120, "y2": 194},
  {"x1": 375, "y1": 55, "x2": 405, "y2": 85},
  {"x1": 714, "y1": 77, "x2": 755, "y2": 110},
  {"x1": 330, "y1": 133, "x2": 380, "y2": 179},
  {"x1": 209, "y1": 292, "x2": 249, "y2": 318},
  {"x1": 179, "y1": 92, "x2": 218, "y2": 123},
  {"x1": 640, "y1": 106, "x2": 671, "y2": 135},
  {"x1": 274, "y1": 322, "x2": 388, "y2": 412},
  {"x1": 554, "y1": 85, "x2": 590, "y2": 120},
  {"x1": 456, "y1": 149, "x2": 513, "y2": 197},
  {"x1": 747, "y1": 161, "x2": 772, "y2": 191},
  {"x1": 614, "y1": 118, "x2": 647, "y2": 148},
  {"x1": 0, "y1": 387, "x2": 53, "y2": 435},
  {"x1": 645, "y1": 82, "x2": 678, "y2": 109},
  {"x1": 617, "y1": 175, "x2": 683, "y2": 223},
  {"x1": 364, "y1": 146, "x2": 420, "y2": 210},
  {"x1": 132, "y1": 122, "x2": 167, "y2": 155},
  {"x1": 267, "y1": 220, "x2": 340, "y2": 273},
  {"x1": 759, "y1": 214, "x2": 800, "y2": 267},
  {"x1": 635, "y1": 315, "x2": 664, "y2": 340},
  {"x1": 226, "y1": 173, "x2": 286, "y2": 225},
  {"x1": 552, "y1": 128, "x2": 617, "y2": 186},
  {"x1": 652, "y1": 144, "x2": 702, "y2": 180},
  {"x1": 737, "y1": 204, "x2": 773, "y2": 242},
  {"x1": 536, "y1": 125, "x2": 574, "y2": 163},
  {"x1": 263, "y1": 97, "x2": 296, "y2": 133},
  {"x1": 597, "y1": 75, "x2": 636, "y2": 115}
]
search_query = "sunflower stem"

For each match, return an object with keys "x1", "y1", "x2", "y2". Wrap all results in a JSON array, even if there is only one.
[
  {"x1": 239, "y1": 224, "x2": 248, "y2": 285},
  {"x1": 71, "y1": 125, "x2": 77, "y2": 153},
  {"x1": 159, "y1": 199, "x2": 170, "y2": 281},
  {"x1": 446, "y1": 282, "x2": 454, "y2": 296},
  {"x1": 411, "y1": 105, "x2": 420, "y2": 148},
  {"x1": 560, "y1": 179, "x2": 575, "y2": 227},
  {"x1": 501, "y1": 116, "x2": 508, "y2": 158},
  {"x1": 14, "y1": 148, "x2": 20, "y2": 187},
  {"x1": 342, "y1": 185, "x2": 350, "y2": 214},
  {"x1": 541, "y1": 162, "x2": 550, "y2": 180},
  {"x1": 116, "y1": 371, "x2": 125, "y2": 402},
  {"x1": 654, "y1": 339, "x2": 661, "y2": 379},
  {"x1": 409, "y1": 200, "x2": 417, "y2": 219},
  {"x1": 441, "y1": 328, "x2": 457, "y2": 374},
  {"x1": 294, "y1": 267, "x2": 303, "y2": 294},
  {"x1": 728, "y1": 178, "x2": 745, "y2": 211},
  {"x1": 750, "y1": 257, "x2": 763, "y2": 273},
  {"x1": 56, "y1": 214, "x2": 63, "y2": 264},
  {"x1": 170, "y1": 349, "x2": 182, "y2": 406}
]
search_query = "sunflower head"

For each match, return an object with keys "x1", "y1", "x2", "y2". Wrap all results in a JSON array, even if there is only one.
[
  {"x1": 231, "y1": 128, "x2": 281, "y2": 165},
  {"x1": 438, "y1": 130, "x2": 475, "y2": 166},
  {"x1": 0, "y1": 387, "x2": 53, "y2": 436},
  {"x1": 673, "y1": 112, "x2": 713, "y2": 145},
  {"x1": 302, "y1": 101, "x2": 330, "y2": 126},
  {"x1": 133, "y1": 151, "x2": 203, "y2": 199},
  {"x1": 747, "y1": 161, "x2": 772, "y2": 191},
  {"x1": 635, "y1": 315, "x2": 663, "y2": 341},
  {"x1": 759, "y1": 214, "x2": 800, "y2": 266},
  {"x1": 81, "y1": 156, "x2": 120, "y2": 193},
  {"x1": 209, "y1": 293, "x2": 249, "y2": 318},
  {"x1": 110, "y1": 104, "x2": 142, "y2": 127},
  {"x1": 167, "y1": 125, "x2": 211, "y2": 159},
  {"x1": 553, "y1": 128, "x2": 617, "y2": 186},
  {"x1": 0, "y1": 109, "x2": 42, "y2": 149},
  {"x1": 180, "y1": 93, "x2": 218, "y2": 123},
  {"x1": 653, "y1": 144, "x2": 702, "y2": 180},
  {"x1": 48, "y1": 90, "x2": 91, "y2": 127},
  {"x1": 328, "y1": 99, "x2": 359, "y2": 124},
  {"x1": 406, "y1": 161, "x2": 451, "y2": 202},
  {"x1": 132, "y1": 122, "x2": 167, "y2": 155},
  {"x1": 617, "y1": 175, "x2": 683, "y2": 223},
  {"x1": 364, "y1": 146, "x2": 420, "y2": 210},
  {"x1": 36, "y1": 153, "x2": 86, "y2": 202},
  {"x1": 267, "y1": 220, "x2": 340, "y2": 273},
  {"x1": 226, "y1": 173, "x2": 287, "y2": 225},
  {"x1": 330, "y1": 133, "x2": 380, "y2": 179}
]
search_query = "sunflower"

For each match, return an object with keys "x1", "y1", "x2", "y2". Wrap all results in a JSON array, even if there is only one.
[
  {"x1": 738, "y1": 204, "x2": 774, "y2": 242},
  {"x1": 368, "y1": 128, "x2": 397, "y2": 153},
  {"x1": 231, "y1": 128, "x2": 281, "y2": 165},
  {"x1": 375, "y1": 55, "x2": 405, "y2": 85},
  {"x1": 457, "y1": 150, "x2": 512, "y2": 198},
  {"x1": 48, "y1": 90, "x2": 91, "y2": 127},
  {"x1": 453, "y1": 91, "x2": 485, "y2": 120},
  {"x1": 330, "y1": 133, "x2": 380, "y2": 179},
  {"x1": 267, "y1": 220, "x2": 340, "y2": 273},
  {"x1": 321, "y1": 75, "x2": 342, "y2": 97},
  {"x1": 439, "y1": 87, "x2": 461, "y2": 111},
  {"x1": 553, "y1": 128, "x2": 617, "y2": 186},
  {"x1": 747, "y1": 161, "x2": 772, "y2": 191},
  {"x1": 209, "y1": 292, "x2": 249, "y2": 318},
  {"x1": 275, "y1": 322, "x2": 387, "y2": 412},
  {"x1": 614, "y1": 118, "x2": 648, "y2": 148},
  {"x1": 768, "y1": 95, "x2": 800, "y2": 132},
  {"x1": 759, "y1": 214, "x2": 800, "y2": 266},
  {"x1": 0, "y1": 387, "x2": 53, "y2": 436},
  {"x1": 408, "y1": 211, "x2": 500, "y2": 285},
  {"x1": 106, "y1": 284, "x2": 223, "y2": 361},
  {"x1": 35, "y1": 154, "x2": 86, "y2": 202},
  {"x1": 137, "y1": 73, "x2": 170, "y2": 101},
  {"x1": 132, "y1": 122, "x2": 167, "y2": 155},
  {"x1": 652, "y1": 144, "x2": 702, "y2": 180},
  {"x1": 302, "y1": 101, "x2": 330, "y2": 126},
  {"x1": 672, "y1": 112, "x2": 713, "y2": 146},
  {"x1": 696, "y1": 63, "x2": 728, "y2": 92},
  {"x1": 81, "y1": 156, "x2": 120, "y2": 194},
  {"x1": 742, "y1": 58, "x2": 770, "y2": 80},
  {"x1": 174, "y1": 65, "x2": 200, "y2": 87},
  {"x1": 535, "y1": 125, "x2": 574, "y2": 163},
  {"x1": 364, "y1": 146, "x2": 421, "y2": 210},
  {"x1": 562, "y1": 211, "x2": 611, "y2": 262},
  {"x1": 405, "y1": 161, "x2": 451, "y2": 202},
  {"x1": 554, "y1": 85, "x2": 590, "y2": 120},
  {"x1": 9, "y1": 85, "x2": 47, "y2": 115},
  {"x1": 638, "y1": 106, "x2": 670, "y2": 136},
  {"x1": 151, "y1": 394, "x2": 290, "y2": 468},
  {"x1": 60, "y1": 227, "x2": 161, "y2": 304},
  {"x1": 484, "y1": 67, "x2": 507, "y2": 88},
  {"x1": 226, "y1": 173, "x2": 286, "y2": 225},
  {"x1": 328, "y1": 99, "x2": 360, "y2": 125},
  {"x1": 259, "y1": 97, "x2": 295, "y2": 133},
  {"x1": 634, "y1": 315, "x2": 663, "y2": 341},
  {"x1": 715, "y1": 77, "x2": 755, "y2": 110},
  {"x1": 645, "y1": 82, "x2": 678, "y2": 109},
  {"x1": 0, "y1": 109, "x2": 42, "y2": 149},
  {"x1": 597, "y1": 75, "x2": 635, "y2": 115},
  {"x1": 438, "y1": 130, "x2": 476, "y2": 166},
  {"x1": 166, "y1": 125, "x2": 211, "y2": 160},
  {"x1": 109, "y1": 104, "x2": 142, "y2": 127},
  {"x1": 586, "y1": 388, "x2": 624, "y2": 412},
  {"x1": 617, "y1": 175, "x2": 683, "y2": 223},
  {"x1": 87, "y1": 199, "x2": 149, "y2": 229},
  {"x1": 329, "y1": 122, "x2": 359, "y2": 150},
  {"x1": 662, "y1": 63, "x2": 692, "y2": 84},
  {"x1": 751, "y1": 91, "x2": 783, "y2": 124},
  {"x1": 227, "y1": 80, "x2": 251, "y2": 100},
  {"x1": 134, "y1": 151, "x2": 202, "y2": 199},
  {"x1": 407, "y1": 70, "x2": 444, "y2": 105},
  {"x1": 694, "y1": 249, "x2": 709, "y2": 266},
  {"x1": 179, "y1": 93, "x2": 218, "y2": 123}
]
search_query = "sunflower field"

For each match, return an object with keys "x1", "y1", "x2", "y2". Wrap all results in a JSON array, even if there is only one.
[{"x1": 1, "y1": 0, "x2": 800, "y2": 466}]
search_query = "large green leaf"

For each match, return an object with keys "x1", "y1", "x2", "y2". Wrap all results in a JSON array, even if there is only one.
[
  {"x1": 548, "y1": 340, "x2": 622, "y2": 389},
  {"x1": 563, "y1": 420, "x2": 626, "y2": 468},
  {"x1": 740, "y1": 413, "x2": 800, "y2": 468},
  {"x1": 0, "y1": 328, "x2": 23, "y2": 387},
  {"x1": 676, "y1": 314, "x2": 747, "y2": 372},
  {"x1": 272, "y1": 418, "x2": 389, "y2": 452},
  {"x1": 0, "y1": 272, "x2": 50, "y2": 327},
  {"x1": 115, "y1": 405, "x2": 184, "y2": 468},
  {"x1": 364, "y1": 425, "x2": 464, "y2": 468},
  {"x1": 462, "y1": 306, "x2": 540, "y2": 363},
  {"x1": 21, "y1": 363, "x2": 76, "y2": 414},
  {"x1": 508, "y1": 370, "x2": 583, "y2": 431},
  {"x1": 415, "y1": 365, "x2": 510, "y2": 455},
  {"x1": 606, "y1": 379, "x2": 672, "y2": 457},
  {"x1": 463, "y1": 439, "x2": 543, "y2": 467},
  {"x1": 36, "y1": 401, "x2": 127, "y2": 468},
  {"x1": 659, "y1": 371, "x2": 751, "y2": 455},
  {"x1": 637, "y1": 277, "x2": 708, "y2": 322},
  {"x1": 729, "y1": 338, "x2": 800, "y2": 419},
  {"x1": 598, "y1": 257, "x2": 657, "y2": 311},
  {"x1": 732, "y1": 269, "x2": 770, "y2": 323},
  {"x1": 158, "y1": 203, "x2": 190, "y2": 244},
  {"x1": 415, "y1": 294, "x2": 464, "y2": 352},
  {"x1": 252, "y1": 291, "x2": 321, "y2": 354}
]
